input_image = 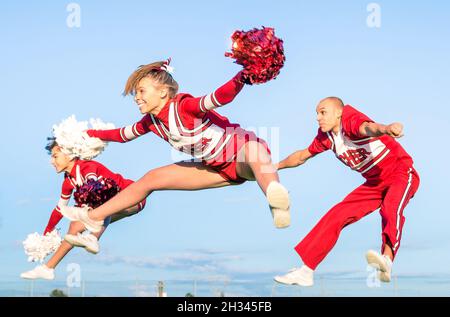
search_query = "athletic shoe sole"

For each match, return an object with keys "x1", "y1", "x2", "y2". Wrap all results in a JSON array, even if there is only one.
[
  {"x1": 267, "y1": 182, "x2": 291, "y2": 229},
  {"x1": 64, "y1": 234, "x2": 99, "y2": 254},
  {"x1": 366, "y1": 250, "x2": 391, "y2": 282},
  {"x1": 273, "y1": 276, "x2": 313, "y2": 287}
]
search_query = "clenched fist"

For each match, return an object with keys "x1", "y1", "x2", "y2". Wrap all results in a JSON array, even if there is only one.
[{"x1": 386, "y1": 122, "x2": 404, "y2": 138}]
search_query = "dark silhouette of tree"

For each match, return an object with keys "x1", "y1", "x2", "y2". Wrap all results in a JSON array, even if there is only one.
[{"x1": 50, "y1": 289, "x2": 68, "y2": 297}]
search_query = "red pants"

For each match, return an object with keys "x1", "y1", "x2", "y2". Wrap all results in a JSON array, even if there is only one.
[{"x1": 295, "y1": 163, "x2": 420, "y2": 270}]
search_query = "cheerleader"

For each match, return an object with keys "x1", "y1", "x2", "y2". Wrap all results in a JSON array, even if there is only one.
[
  {"x1": 60, "y1": 58, "x2": 291, "y2": 243},
  {"x1": 274, "y1": 97, "x2": 420, "y2": 286},
  {"x1": 21, "y1": 138, "x2": 146, "y2": 280}
]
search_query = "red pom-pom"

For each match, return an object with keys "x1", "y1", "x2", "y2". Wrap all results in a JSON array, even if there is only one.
[
  {"x1": 73, "y1": 178, "x2": 120, "y2": 209},
  {"x1": 225, "y1": 26, "x2": 285, "y2": 85}
]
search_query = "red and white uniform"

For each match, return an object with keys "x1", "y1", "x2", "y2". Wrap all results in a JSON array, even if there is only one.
[
  {"x1": 43, "y1": 160, "x2": 146, "y2": 235},
  {"x1": 87, "y1": 73, "x2": 269, "y2": 183},
  {"x1": 295, "y1": 105, "x2": 420, "y2": 269}
]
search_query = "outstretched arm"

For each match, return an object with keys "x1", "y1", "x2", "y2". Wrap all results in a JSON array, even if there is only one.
[
  {"x1": 359, "y1": 122, "x2": 404, "y2": 138},
  {"x1": 182, "y1": 71, "x2": 245, "y2": 117},
  {"x1": 277, "y1": 148, "x2": 314, "y2": 170},
  {"x1": 86, "y1": 115, "x2": 152, "y2": 143}
]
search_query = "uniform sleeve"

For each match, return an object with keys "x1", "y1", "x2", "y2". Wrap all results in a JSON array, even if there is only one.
[
  {"x1": 43, "y1": 209, "x2": 64, "y2": 235},
  {"x1": 343, "y1": 107, "x2": 375, "y2": 139},
  {"x1": 43, "y1": 179, "x2": 73, "y2": 235},
  {"x1": 181, "y1": 72, "x2": 245, "y2": 117},
  {"x1": 86, "y1": 115, "x2": 153, "y2": 143},
  {"x1": 137, "y1": 198, "x2": 147, "y2": 212},
  {"x1": 307, "y1": 129, "x2": 331, "y2": 156}
]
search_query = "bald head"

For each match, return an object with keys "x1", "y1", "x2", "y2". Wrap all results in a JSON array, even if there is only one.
[
  {"x1": 318, "y1": 97, "x2": 344, "y2": 110},
  {"x1": 316, "y1": 97, "x2": 344, "y2": 133}
]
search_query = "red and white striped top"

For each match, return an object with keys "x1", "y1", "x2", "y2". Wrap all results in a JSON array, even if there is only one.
[
  {"x1": 43, "y1": 160, "x2": 143, "y2": 235},
  {"x1": 87, "y1": 72, "x2": 253, "y2": 166},
  {"x1": 308, "y1": 105, "x2": 413, "y2": 179}
]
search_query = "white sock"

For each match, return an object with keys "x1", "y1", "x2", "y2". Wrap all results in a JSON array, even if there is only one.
[
  {"x1": 301, "y1": 265, "x2": 314, "y2": 274},
  {"x1": 383, "y1": 255, "x2": 393, "y2": 266}
]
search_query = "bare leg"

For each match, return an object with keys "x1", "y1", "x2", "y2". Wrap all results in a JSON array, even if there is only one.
[
  {"x1": 383, "y1": 244, "x2": 394, "y2": 261},
  {"x1": 64, "y1": 203, "x2": 143, "y2": 240},
  {"x1": 236, "y1": 141, "x2": 290, "y2": 228},
  {"x1": 100, "y1": 202, "x2": 143, "y2": 229},
  {"x1": 110, "y1": 207, "x2": 140, "y2": 224},
  {"x1": 46, "y1": 199, "x2": 145, "y2": 268},
  {"x1": 88, "y1": 161, "x2": 232, "y2": 221},
  {"x1": 235, "y1": 141, "x2": 279, "y2": 193},
  {"x1": 46, "y1": 221, "x2": 85, "y2": 269}
]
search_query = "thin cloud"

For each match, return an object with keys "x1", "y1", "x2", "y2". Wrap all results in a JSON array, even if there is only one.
[
  {"x1": 16, "y1": 199, "x2": 31, "y2": 206},
  {"x1": 94, "y1": 249, "x2": 243, "y2": 273},
  {"x1": 15, "y1": 197, "x2": 56, "y2": 206},
  {"x1": 400, "y1": 243, "x2": 435, "y2": 251},
  {"x1": 91, "y1": 249, "x2": 288, "y2": 283}
]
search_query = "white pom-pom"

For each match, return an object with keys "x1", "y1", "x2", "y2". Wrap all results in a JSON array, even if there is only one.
[
  {"x1": 23, "y1": 230, "x2": 62, "y2": 263},
  {"x1": 52, "y1": 115, "x2": 115, "y2": 160}
]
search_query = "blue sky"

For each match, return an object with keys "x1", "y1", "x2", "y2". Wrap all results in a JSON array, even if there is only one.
[{"x1": 1, "y1": 1, "x2": 450, "y2": 296}]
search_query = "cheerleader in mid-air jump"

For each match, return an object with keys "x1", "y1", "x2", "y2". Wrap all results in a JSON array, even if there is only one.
[
  {"x1": 60, "y1": 29, "x2": 291, "y2": 248},
  {"x1": 21, "y1": 118, "x2": 146, "y2": 280}
]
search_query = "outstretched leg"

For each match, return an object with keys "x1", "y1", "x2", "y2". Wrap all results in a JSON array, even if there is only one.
[
  {"x1": 76, "y1": 161, "x2": 232, "y2": 224},
  {"x1": 64, "y1": 200, "x2": 146, "y2": 252},
  {"x1": 274, "y1": 182, "x2": 384, "y2": 287},
  {"x1": 296, "y1": 182, "x2": 383, "y2": 270}
]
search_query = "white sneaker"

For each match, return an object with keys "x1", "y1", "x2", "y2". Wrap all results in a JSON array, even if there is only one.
[
  {"x1": 274, "y1": 265, "x2": 314, "y2": 287},
  {"x1": 266, "y1": 182, "x2": 291, "y2": 229},
  {"x1": 65, "y1": 233, "x2": 99, "y2": 254},
  {"x1": 366, "y1": 250, "x2": 393, "y2": 283},
  {"x1": 60, "y1": 206, "x2": 104, "y2": 233},
  {"x1": 20, "y1": 265, "x2": 55, "y2": 280}
]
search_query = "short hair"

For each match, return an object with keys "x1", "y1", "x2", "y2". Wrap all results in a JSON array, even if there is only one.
[
  {"x1": 123, "y1": 61, "x2": 179, "y2": 98},
  {"x1": 45, "y1": 137, "x2": 58, "y2": 154}
]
